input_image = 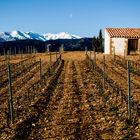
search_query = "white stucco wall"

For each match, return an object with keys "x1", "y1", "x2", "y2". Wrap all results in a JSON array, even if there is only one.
[
  {"x1": 104, "y1": 30, "x2": 110, "y2": 54},
  {"x1": 112, "y1": 38, "x2": 126, "y2": 55}
]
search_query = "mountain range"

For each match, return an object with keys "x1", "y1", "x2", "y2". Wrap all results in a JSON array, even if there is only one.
[
  {"x1": 0, "y1": 30, "x2": 94, "y2": 53},
  {"x1": 0, "y1": 30, "x2": 82, "y2": 42}
]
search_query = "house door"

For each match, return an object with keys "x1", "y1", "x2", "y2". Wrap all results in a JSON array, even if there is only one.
[{"x1": 128, "y1": 39, "x2": 138, "y2": 55}]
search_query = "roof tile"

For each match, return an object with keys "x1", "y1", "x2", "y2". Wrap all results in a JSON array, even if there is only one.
[{"x1": 106, "y1": 28, "x2": 140, "y2": 38}]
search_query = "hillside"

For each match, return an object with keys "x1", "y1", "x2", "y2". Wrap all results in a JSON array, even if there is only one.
[{"x1": 0, "y1": 38, "x2": 92, "y2": 53}]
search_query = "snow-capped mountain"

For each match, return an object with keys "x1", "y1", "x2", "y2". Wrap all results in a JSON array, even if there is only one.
[
  {"x1": 26, "y1": 32, "x2": 46, "y2": 41},
  {"x1": 43, "y1": 32, "x2": 81, "y2": 40},
  {"x1": 10, "y1": 30, "x2": 27, "y2": 40},
  {"x1": 0, "y1": 31, "x2": 46, "y2": 42},
  {"x1": 0, "y1": 32, "x2": 16, "y2": 41},
  {"x1": 0, "y1": 31, "x2": 82, "y2": 42}
]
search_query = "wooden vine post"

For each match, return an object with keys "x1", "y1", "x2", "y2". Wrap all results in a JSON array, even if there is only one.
[
  {"x1": 89, "y1": 50, "x2": 91, "y2": 67},
  {"x1": 127, "y1": 60, "x2": 131, "y2": 120},
  {"x1": 94, "y1": 48, "x2": 96, "y2": 69},
  {"x1": 113, "y1": 47, "x2": 116, "y2": 64},
  {"x1": 124, "y1": 49, "x2": 126, "y2": 66},
  {"x1": 85, "y1": 46, "x2": 87, "y2": 56},
  {"x1": 50, "y1": 52, "x2": 52, "y2": 72},
  {"x1": 15, "y1": 47, "x2": 17, "y2": 56},
  {"x1": 103, "y1": 55, "x2": 106, "y2": 89},
  {"x1": 40, "y1": 58, "x2": 42, "y2": 80},
  {"x1": 56, "y1": 50, "x2": 58, "y2": 61},
  {"x1": 85, "y1": 46, "x2": 88, "y2": 63},
  {"x1": 9, "y1": 48, "x2": 11, "y2": 60},
  {"x1": 3, "y1": 48, "x2": 5, "y2": 58},
  {"x1": 4, "y1": 48, "x2": 6, "y2": 66}
]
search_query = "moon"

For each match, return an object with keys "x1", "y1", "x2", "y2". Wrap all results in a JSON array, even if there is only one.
[{"x1": 69, "y1": 13, "x2": 73, "y2": 18}]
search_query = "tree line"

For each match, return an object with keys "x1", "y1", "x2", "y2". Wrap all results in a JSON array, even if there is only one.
[{"x1": 92, "y1": 29, "x2": 103, "y2": 52}]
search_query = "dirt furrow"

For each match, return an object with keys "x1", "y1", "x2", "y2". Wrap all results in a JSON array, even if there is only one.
[
  {"x1": 27, "y1": 60, "x2": 85, "y2": 139},
  {"x1": 43, "y1": 60, "x2": 82, "y2": 139},
  {"x1": 27, "y1": 60, "x2": 68, "y2": 139},
  {"x1": 2, "y1": 60, "x2": 64, "y2": 140}
]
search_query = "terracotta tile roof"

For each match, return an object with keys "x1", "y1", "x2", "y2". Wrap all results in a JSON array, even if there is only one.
[{"x1": 106, "y1": 28, "x2": 140, "y2": 38}]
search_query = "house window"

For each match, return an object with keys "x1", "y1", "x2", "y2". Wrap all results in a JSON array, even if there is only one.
[{"x1": 128, "y1": 39, "x2": 138, "y2": 55}]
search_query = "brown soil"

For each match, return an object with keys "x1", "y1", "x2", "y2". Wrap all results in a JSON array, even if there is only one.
[{"x1": 0, "y1": 51, "x2": 139, "y2": 139}]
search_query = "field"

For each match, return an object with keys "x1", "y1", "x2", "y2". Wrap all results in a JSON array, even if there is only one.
[{"x1": 0, "y1": 51, "x2": 140, "y2": 139}]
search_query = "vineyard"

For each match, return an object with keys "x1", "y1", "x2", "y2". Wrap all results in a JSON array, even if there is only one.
[{"x1": 0, "y1": 51, "x2": 140, "y2": 139}]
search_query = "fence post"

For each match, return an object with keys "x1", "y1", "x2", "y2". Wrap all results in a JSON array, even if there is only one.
[
  {"x1": 59, "y1": 48, "x2": 60, "y2": 57},
  {"x1": 103, "y1": 55, "x2": 106, "y2": 89},
  {"x1": 4, "y1": 48, "x2": 5, "y2": 56},
  {"x1": 86, "y1": 47, "x2": 88, "y2": 55},
  {"x1": 34, "y1": 47, "x2": 36, "y2": 60},
  {"x1": 19, "y1": 48, "x2": 22, "y2": 60},
  {"x1": 123, "y1": 49, "x2": 126, "y2": 66},
  {"x1": 40, "y1": 58, "x2": 42, "y2": 80},
  {"x1": 18, "y1": 48, "x2": 20, "y2": 59},
  {"x1": 7, "y1": 62, "x2": 14, "y2": 124},
  {"x1": 113, "y1": 47, "x2": 116, "y2": 63},
  {"x1": 56, "y1": 50, "x2": 58, "y2": 61},
  {"x1": 14, "y1": 47, "x2": 16, "y2": 56},
  {"x1": 3, "y1": 48, "x2": 6, "y2": 66},
  {"x1": 50, "y1": 52, "x2": 52, "y2": 71},
  {"x1": 7, "y1": 50, "x2": 10, "y2": 65},
  {"x1": 85, "y1": 46, "x2": 88, "y2": 64},
  {"x1": 94, "y1": 49, "x2": 96, "y2": 69},
  {"x1": 85, "y1": 46, "x2": 88, "y2": 61},
  {"x1": 30, "y1": 46, "x2": 32, "y2": 55},
  {"x1": 88, "y1": 51, "x2": 91, "y2": 66},
  {"x1": 4, "y1": 51, "x2": 7, "y2": 65},
  {"x1": 127, "y1": 61, "x2": 131, "y2": 120},
  {"x1": 89, "y1": 50, "x2": 91, "y2": 59},
  {"x1": 28, "y1": 46, "x2": 30, "y2": 56},
  {"x1": 4, "y1": 48, "x2": 6, "y2": 66},
  {"x1": 9, "y1": 48, "x2": 12, "y2": 60}
]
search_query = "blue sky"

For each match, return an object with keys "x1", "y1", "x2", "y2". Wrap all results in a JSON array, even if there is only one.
[{"x1": 0, "y1": 0, "x2": 140, "y2": 37}]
